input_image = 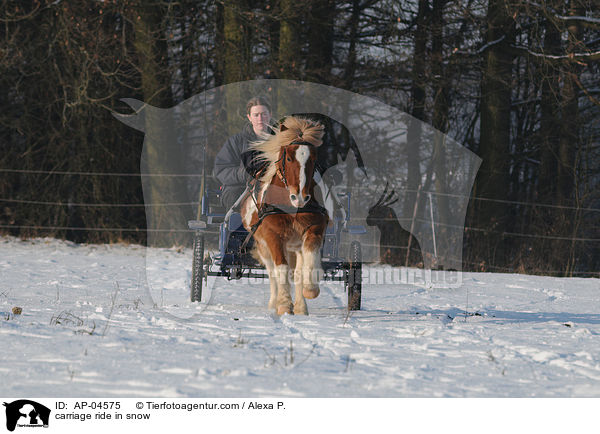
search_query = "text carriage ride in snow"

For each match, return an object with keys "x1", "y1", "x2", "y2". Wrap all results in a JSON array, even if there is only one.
[{"x1": 188, "y1": 116, "x2": 365, "y2": 314}]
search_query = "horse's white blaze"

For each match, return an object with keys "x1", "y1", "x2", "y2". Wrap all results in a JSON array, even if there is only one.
[{"x1": 296, "y1": 145, "x2": 310, "y2": 196}]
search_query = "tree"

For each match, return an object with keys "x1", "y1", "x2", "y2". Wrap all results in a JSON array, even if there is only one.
[{"x1": 474, "y1": 0, "x2": 516, "y2": 263}]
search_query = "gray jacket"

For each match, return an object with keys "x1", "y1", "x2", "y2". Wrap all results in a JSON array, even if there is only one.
[{"x1": 213, "y1": 123, "x2": 257, "y2": 187}]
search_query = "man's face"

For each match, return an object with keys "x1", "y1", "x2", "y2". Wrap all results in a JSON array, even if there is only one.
[{"x1": 247, "y1": 105, "x2": 271, "y2": 134}]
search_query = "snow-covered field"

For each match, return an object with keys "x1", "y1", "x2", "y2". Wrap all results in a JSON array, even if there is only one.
[{"x1": 1, "y1": 236, "x2": 599, "y2": 397}]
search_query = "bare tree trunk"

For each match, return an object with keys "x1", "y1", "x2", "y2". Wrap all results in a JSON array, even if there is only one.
[
  {"x1": 267, "y1": 0, "x2": 280, "y2": 79},
  {"x1": 431, "y1": 0, "x2": 451, "y2": 268},
  {"x1": 534, "y1": 2, "x2": 563, "y2": 273},
  {"x1": 341, "y1": 0, "x2": 362, "y2": 189},
  {"x1": 213, "y1": 1, "x2": 225, "y2": 87},
  {"x1": 306, "y1": 0, "x2": 335, "y2": 84},
  {"x1": 538, "y1": 6, "x2": 561, "y2": 204},
  {"x1": 558, "y1": 0, "x2": 583, "y2": 207},
  {"x1": 476, "y1": 0, "x2": 515, "y2": 264},
  {"x1": 132, "y1": 1, "x2": 173, "y2": 108},
  {"x1": 132, "y1": 1, "x2": 187, "y2": 246},
  {"x1": 559, "y1": 0, "x2": 584, "y2": 275},
  {"x1": 224, "y1": 0, "x2": 251, "y2": 84},
  {"x1": 223, "y1": 0, "x2": 251, "y2": 133},
  {"x1": 404, "y1": 0, "x2": 428, "y2": 218},
  {"x1": 278, "y1": 0, "x2": 302, "y2": 80}
]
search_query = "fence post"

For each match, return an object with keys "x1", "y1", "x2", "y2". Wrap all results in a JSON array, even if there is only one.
[
  {"x1": 406, "y1": 185, "x2": 421, "y2": 267},
  {"x1": 428, "y1": 191, "x2": 438, "y2": 265}
]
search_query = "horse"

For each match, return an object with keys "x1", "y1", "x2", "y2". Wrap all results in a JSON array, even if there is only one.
[{"x1": 241, "y1": 116, "x2": 329, "y2": 315}]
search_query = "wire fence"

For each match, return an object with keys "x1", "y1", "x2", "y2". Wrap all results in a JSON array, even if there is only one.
[
  {"x1": 1, "y1": 218, "x2": 597, "y2": 243},
  {"x1": 0, "y1": 199, "x2": 598, "y2": 242},
  {"x1": 1, "y1": 167, "x2": 598, "y2": 276},
  {"x1": 0, "y1": 224, "x2": 220, "y2": 235},
  {"x1": 0, "y1": 197, "x2": 198, "y2": 207},
  {"x1": 1, "y1": 166, "x2": 598, "y2": 212},
  {"x1": 0, "y1": 168, "x2": 202, "y2": 177}
]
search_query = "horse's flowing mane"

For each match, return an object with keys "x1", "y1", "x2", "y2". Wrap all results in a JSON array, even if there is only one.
[{"x1": 250, "y1": 116, "x2": 324, "y2": 184}]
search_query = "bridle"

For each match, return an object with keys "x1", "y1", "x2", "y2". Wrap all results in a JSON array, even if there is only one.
[{"x1": 275, "y1": 140, "x2": 315, "y2": 189}]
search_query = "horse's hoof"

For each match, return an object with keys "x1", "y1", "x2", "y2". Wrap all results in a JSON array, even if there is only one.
[
  {"x1": 303, "y1": 287, "x2": 320, "y2": 299},
  {"x1": 277, "y1": 304, "x2": 293, "y2": 316},
  {"x1": 294, "y1": 303, "x2": 308, "y2": 315}
]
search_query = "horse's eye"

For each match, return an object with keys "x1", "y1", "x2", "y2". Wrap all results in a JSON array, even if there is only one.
[{"x1": 286, "y1": 156, "x2": 292, "y2": 162}]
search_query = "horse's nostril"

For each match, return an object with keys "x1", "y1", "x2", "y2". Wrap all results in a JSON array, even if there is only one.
[
  {"x1": 304, "y1": 195, "x2": 311, "y2": 203},
  {"x1": 290, "y1": 194, "x2": 297, "y2": 201}
]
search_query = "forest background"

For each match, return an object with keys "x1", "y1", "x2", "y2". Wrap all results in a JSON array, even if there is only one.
[{"x1": 0, "y1": 0, "x2": 598, "y2": 276}]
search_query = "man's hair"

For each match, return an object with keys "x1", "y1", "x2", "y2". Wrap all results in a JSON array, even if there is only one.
[{"x1": 246, "y1": 97, "x2": 271, "y2": 115}]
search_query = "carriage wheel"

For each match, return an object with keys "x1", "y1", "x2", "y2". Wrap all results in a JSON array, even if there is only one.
[
  {"x1": 191, "y1": 232, "x2": 205, "y2": 302},
  {"x1": 347, "y1": 241, "x2": 362, "y2": 311}
]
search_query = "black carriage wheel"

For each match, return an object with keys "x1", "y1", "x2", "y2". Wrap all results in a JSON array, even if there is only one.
[
  {"x1": 191, "y1": 232, "x2": 205, "y2": 302},
  {"x1": 347, "y1": 241, "x2": 362, "y2": 311}
]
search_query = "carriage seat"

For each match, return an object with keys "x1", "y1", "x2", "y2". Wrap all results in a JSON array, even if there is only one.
[{"x1": 228, "y1": 212, "x2": 244, "y2": 231}]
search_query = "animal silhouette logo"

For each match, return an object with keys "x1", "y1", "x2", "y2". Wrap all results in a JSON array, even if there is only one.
[
  {"x1": 366, "y1": 183, "x2": 423, "y2": 267},
  {"x1": 3, "y1": 400, "x2": 50, "y2": 431}
]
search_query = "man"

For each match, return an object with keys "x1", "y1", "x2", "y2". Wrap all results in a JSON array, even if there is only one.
[{"x1": 213, "y1": 97, "x2": 272, "y2": 210}]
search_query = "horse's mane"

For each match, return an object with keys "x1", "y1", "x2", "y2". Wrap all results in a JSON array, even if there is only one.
[{"x1": 250, "y1": 116, "x2": 324, "y2": 184}]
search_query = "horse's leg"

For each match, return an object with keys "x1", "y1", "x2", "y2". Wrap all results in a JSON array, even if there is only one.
[
  {"x1": 265, "y1": 235, "x2": 293, "y2": 315},
  {"x1": 293, "y1": 251, "x2": 308, "y2": 315},
  {"x1": 274, "y1": 262, "x2": 293, "y2": 316},
  {"x1": 301, "y1": 226, "x2": 325, "y2": 299},
  {"x1": 256, "y1": 240, "x2": 278, "y2": 310}
]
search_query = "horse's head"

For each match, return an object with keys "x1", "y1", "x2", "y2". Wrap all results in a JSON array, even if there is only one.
[
  {"x1": 253, "y1": 116, "x2": 324, "y2": 209},
  {"x1": 276, "y1": 140, "x2": 318, "y2": 208}
]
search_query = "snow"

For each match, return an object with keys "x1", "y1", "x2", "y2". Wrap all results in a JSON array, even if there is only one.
[{"x1": 1, "y1": 236, "x2": 600, "y2": 397}]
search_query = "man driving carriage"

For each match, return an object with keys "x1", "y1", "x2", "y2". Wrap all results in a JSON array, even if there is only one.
[{"x1": 213, "y1": 97, "x2": 349, "y2": 215}]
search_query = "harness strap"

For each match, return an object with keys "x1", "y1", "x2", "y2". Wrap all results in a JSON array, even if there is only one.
[
  {"x1": 239, "y1": 202, "x2": 328, "y2": 253},
  {"x1": 276, "y1": 168, "x2": 288, "y2": 187},
  {"x1": 240, "y1": 204, "x2": 278, "y2": 253}
]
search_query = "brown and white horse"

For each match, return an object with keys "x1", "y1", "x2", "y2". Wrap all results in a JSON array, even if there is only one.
[{"x1": 241, "y1": 117, "x2": 328, "y2": 315}]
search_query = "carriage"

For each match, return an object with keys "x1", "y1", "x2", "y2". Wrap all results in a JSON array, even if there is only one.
[
  {"x1": 188, "y1": 180, "x2": 365, "y2": 311},
  {"x1": 187, "y1": 118, "x2": 365, "y2": 313}
]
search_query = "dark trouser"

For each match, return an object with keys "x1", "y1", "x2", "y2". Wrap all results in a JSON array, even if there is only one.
[{"x1": 221, "y1": 185, "x2": 246, "y2": 211}]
